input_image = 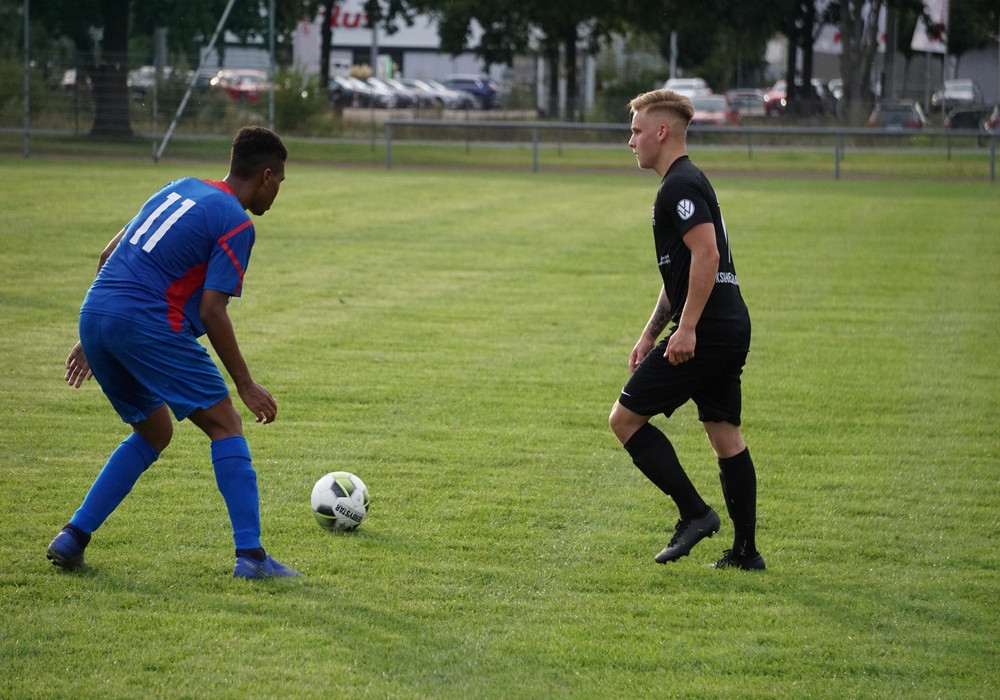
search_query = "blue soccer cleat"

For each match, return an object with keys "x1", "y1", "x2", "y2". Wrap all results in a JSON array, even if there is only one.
[
  {"x1": 233, "y1": 553, "x2": 303, "y2": 579},
  {"x1": 46, "y1": 528, "x2": 87, "y2": 571}
]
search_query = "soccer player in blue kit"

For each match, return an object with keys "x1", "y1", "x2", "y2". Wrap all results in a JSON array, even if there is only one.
[
  {"x1": 47, "y1": 126, "x2": 301, "y2": 579},
  {"x1": 609, "y1": 90, "x2": 765, "y2": 571}
]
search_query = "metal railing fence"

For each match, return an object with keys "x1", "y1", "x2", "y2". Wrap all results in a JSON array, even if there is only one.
[{"x1": 384, "y1": 120, "x2": 998, "y2": 181}]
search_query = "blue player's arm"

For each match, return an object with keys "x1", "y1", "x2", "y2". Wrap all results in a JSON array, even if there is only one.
[
  {"x1": 66, "y1": 227, "x2": 127, "y2": 388},
  {"x1": 96, "y1": 227, "x2": 127, "y2": 274},
  {"x1": 200, "y1": 290, "x2": 277, "y2": 424}
]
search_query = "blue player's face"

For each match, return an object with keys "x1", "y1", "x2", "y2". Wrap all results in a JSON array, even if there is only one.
[{"x1": 249, "y1": 165, "x2": 285, "y2": 216}]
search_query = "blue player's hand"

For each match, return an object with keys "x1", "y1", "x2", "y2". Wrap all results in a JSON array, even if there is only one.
[{"x1": 65, "y1": 342, "x2": 94, "y2": 388}]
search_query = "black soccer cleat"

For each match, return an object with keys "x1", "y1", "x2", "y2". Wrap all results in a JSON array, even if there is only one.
[
  {"x1": 655, "y1": 507, "x2": 721, "y2": 563},
  {"x1": 709, "y1": 549, "x2": 766, "y2": 571}
]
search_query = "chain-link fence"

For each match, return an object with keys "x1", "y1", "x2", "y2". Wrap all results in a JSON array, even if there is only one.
[
  {"x1": 3, "y1": 50, "x2": 998, "y2": 181},
  {"x1": 3, "y1": 51, "x2": 331, "y2": 138},
  {"x1": 5, "y1": 53, "x2": 532, "y2": 146}
]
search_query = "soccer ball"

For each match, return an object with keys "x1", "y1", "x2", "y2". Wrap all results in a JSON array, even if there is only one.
[{"x1": 311, "y1": 471, "x2": 370, "y2": 531}]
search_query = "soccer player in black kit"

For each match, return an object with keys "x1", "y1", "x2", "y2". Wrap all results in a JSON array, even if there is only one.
[{"x1": 608, "y1": 89, "x2": 765, "y2": 571}]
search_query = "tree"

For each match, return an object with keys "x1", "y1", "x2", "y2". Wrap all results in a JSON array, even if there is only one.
[
  {"x1": 34, "y1": 0, "x2": 132, "y2": 137},
  {"x1": 947, "y1": 0, "x2": 1000, "y2": 73},
  {"x1": 649, "y1": 0, "x2": 777, "y2": 92},
  {"x1": 34, "y1": 0, "x2": 312, "y2": 138},
  {"x1": 370, "y1": 0, "x2": 642, "y2": 120},
  {"x1": 829, "y1": 0, "x2": 887, "y2": 120},
  {"x1": 318, "y1": 0, "x2": 337, "y2": 90}
]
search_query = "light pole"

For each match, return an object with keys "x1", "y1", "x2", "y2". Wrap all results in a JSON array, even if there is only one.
[{"x1": 23, "y1": 0, "x2": 29, "y2": 157}]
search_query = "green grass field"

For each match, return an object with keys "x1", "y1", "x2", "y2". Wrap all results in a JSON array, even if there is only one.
[{"x1": 1, "y1": 153, "x2": 998, "y2": 698}]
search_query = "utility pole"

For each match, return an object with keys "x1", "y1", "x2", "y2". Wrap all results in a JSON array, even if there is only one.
[
  {"x1": 883, "y1": 6, "x2": 898, "y2": 102},
  {"x1": 23, "y1": 0, "x2": 29, "y2": 157}
]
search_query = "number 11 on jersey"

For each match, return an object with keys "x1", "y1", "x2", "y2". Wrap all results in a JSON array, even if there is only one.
[{"x1": 128, "y1": 192, "x2": 197, "y2": 253}]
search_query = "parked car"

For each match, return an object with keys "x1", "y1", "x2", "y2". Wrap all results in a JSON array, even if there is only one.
[
  {"x1": 763, "y1": 80, "x2": 787, "y2": 115},
  {"x1": 399, "y1": 78, "x2": 475, "y2": 109},
  {"x1": 867, "y1": 101, "x2": 927, "y2": 130},
  {"x1": 827, "y1": 78, "x2": 843, "y2": 101},
  {"x1": 663, "y1": 77, "x2": 711, "y2": 98},
  {"x1": 60, "y1": 68, "x2": 90, "y2": 92},
  {"x1": 441, "y1": 74, "x2": 501, "y2": 109},
  {"x1": 192, "y1": 69, "x2": 218, "y2": 92},
  {"x1": 931, "y1": 79, "x2": 984, "y2": 111},
  {"x1": 210, "y1": 69, "x2": 271, "y2": 103},
  {"x1": 725, "y1": 88, "x2": 766, "y2": 117},
  {"x1": 986, "y1": 104, "x2": 1000, "y2": 133},
  {"x1": 764, "y1": 79, "x2": 836, "y2": 116},
  {"x1": 944, "y1": 106, "x2": 998, "y2": 145},
  {"x1": 127, "y1": 65, "x2": 188, "y2": 100},
  {"x1": 812, "y1": 81, "x2": 840, "y2": 115},
  {"x1": 365, "y1": 77, "x2": 408, "y2": 108},
  {"x1": 328, "y1": 75, "x2": 373, "y2": 108},
  {"x1": 383, "y1": 77, "x2": 432, "y2": 107},
  {"x1": 689, "y1": 94, "x2": 741, "y2": 127},
  {"x1": 944, "y1": 107, "x2": 991, "y2": 130}
]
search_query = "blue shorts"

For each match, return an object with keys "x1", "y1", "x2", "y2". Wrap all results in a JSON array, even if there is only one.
[
  {"x1": 618, "y1": 338, "x2": 747, "y2": 425},
  {"x1": 79, "y1": 312, "x2": 230, "y2": 424}
]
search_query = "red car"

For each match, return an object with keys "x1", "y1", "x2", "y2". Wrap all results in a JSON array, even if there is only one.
[
  {"x1": 763, "y1": 80, "x2": 787, "y2": 116},
  {"x1": 210, "y1": 69, "x2": 271, "y2": 103},
  {"x1": 986, "y1": 104, "x2": 1000, "y2": 133},
  {"x1": 689, "y1": 95, "x2": 741, "y2": 127}
]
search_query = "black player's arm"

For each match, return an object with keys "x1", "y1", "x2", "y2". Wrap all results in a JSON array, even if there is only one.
[
  {"x1": 677, "y1": 223, "x2": 719, "y2": 334},
  {"x1": 629, "y1": 286, "x2": 672, "y2": 373},
  {"x1": 642, "y1": 286, "x2": 672, "y2": 339},
  {"x1": 97, "y1": 228, "x2": 127, "y2": 275}
]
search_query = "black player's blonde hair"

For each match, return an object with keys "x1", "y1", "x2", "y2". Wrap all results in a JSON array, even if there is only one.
[
  {"x1": 628, "y1": 89, "x2": 695, "y2": 126},
  {"x1": 229, "y1": 126, "x2": 287, "y2": 180}
]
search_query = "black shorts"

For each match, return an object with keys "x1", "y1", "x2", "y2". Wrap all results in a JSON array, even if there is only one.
[{"x1": 618, "y1": 339, "x2": 747, "y2": 425}]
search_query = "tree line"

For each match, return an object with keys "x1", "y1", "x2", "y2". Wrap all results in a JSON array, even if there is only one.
[{"x1": 3, "y1": 0, "x2": 997, "y2": 136}]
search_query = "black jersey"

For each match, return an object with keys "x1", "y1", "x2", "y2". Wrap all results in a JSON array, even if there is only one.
[{"x1": 651, "y1": 156, "x2": 750, "y2": 351}]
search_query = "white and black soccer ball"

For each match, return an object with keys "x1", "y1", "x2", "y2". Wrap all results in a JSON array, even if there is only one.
[{"x1": 311, "y1": 471, "x2": 370, "y2": 531}]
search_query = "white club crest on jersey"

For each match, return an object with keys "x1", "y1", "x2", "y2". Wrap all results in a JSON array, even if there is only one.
[{"x1": 676, "y1": 199, "x2": 695, "y2": 220}]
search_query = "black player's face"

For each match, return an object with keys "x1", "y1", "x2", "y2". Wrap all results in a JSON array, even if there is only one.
[{"x1": 629, "y1": 110, "x2": 661, "y2": 170}]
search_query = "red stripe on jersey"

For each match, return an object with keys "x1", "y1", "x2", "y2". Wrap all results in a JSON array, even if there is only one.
[
  {"x1": 166, "y1": 263, "x2": 208, "y2": 332},
  {"x1": 203, "y1": 179, "x2": 252, "y2": 296},
  {"x1": 218, "y1": 220, "x2": 253, "y2": 296},
  {"x1": 203, "y1": 179, "x2": 236, "y2": 196}
]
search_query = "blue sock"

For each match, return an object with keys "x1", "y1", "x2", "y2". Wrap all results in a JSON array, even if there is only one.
[
  {"x1": 70, "y1": 432, "x2": 159, "y2": 534},
  {"x1": 211, "y1": 436, "x2": 262, "y2": 551}
]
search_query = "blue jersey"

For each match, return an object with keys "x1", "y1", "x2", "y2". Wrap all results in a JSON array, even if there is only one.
[{"x1": 81, "y1": 178, "x2": 255, "y2": 337}]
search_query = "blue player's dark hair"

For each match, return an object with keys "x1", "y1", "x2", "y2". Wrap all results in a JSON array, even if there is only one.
[{"x1": 229, "y1": 126, "x2": 287, "y2": 179}]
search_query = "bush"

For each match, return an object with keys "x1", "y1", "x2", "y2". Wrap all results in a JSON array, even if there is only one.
[
  {"x1": 273, "y1": 69, "x2": 326, "y2": 133},
  {"x1": 590, "y1": 69, "x2": 663, "y2": 124}
]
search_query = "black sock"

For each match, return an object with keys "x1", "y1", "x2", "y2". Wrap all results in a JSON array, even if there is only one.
[
  {"x1": 718, "y1": 448, "x2": 758, "y2": 556},
  {"x1": 236, "y1": 547, "x2": 266, "y2": 562},
  {"x1": 64, "y1": 523, "x2": 91, "y2": 548},
  {"x1": 624, "y1": 423, "x2": 707, "y2": 520}
]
